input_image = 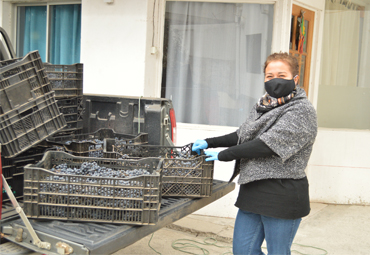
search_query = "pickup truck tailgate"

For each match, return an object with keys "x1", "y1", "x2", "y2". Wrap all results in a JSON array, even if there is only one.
[{"x1": 1, "y1": 180, "x2": 235, "y2": 255}]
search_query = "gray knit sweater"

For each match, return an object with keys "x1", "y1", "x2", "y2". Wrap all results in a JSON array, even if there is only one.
[{"x1": 236, "y1": 87, "x2": 317, "y2": 185}]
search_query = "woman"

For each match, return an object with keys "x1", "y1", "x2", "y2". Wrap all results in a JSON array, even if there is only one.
[{"x1": 192, "y1": 52, "x2": 317, "y2": 255}]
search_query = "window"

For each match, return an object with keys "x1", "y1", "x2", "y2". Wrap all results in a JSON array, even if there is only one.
[
  {"x1": 162, "y1": 2, "x2": 274, "y2": 127},
  {"x1": 16, "y1": 3, "x2": 81, "y2": 64},
  {"x1": 317, "y1": 0, "x2": 370, "y2": 129}
]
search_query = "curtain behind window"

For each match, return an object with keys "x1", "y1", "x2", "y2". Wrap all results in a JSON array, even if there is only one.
[
  {"x1": 164, "y1": 2, "x2": 274, "y2": 127},
  {"x1": 49, "y1": 4, "x2": 81, "y2": 65},
  {"x1": 17, "y1": 6, "x2": 47, "y2": 60},
  {"x1": 320, "y1": 1, "x2": 360, "y2": 87},
  {"x1": 17, "y1": 4, "x2": 81, "y2": 64}
]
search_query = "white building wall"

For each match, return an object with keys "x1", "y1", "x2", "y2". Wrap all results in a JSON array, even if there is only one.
[
  {"x1": 307, "y1": 128, "x2": 370, "y2": 205},
  {"x1": 80, "y1": 0, "x2": 148, "y2": 96}
]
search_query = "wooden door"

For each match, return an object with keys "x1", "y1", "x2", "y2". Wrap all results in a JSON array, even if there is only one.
[{"x1": 289, "y1": 5, "x2": 315, "y2": 95}]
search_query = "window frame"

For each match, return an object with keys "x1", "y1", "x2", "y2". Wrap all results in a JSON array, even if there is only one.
[
  {"x1": 160, "y1": 1, "x2": 277, "y2": 127},
  {"x1": 147, "y1": 0, "x2": 324, "y2": 110},
  {"x1": 145, "y1": 0, "x2": 292, "y2": 99},
  {"x1": 10, "y1": 0, "x2": 81, "y2": 62}
]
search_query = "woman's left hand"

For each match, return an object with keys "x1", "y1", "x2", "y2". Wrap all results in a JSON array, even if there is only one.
[{"x1": 204, "y1": 151, "x2": 219, "y2": 161}]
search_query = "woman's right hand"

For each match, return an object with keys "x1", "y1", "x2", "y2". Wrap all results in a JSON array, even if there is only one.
[{"x1": 192, "y1": 139, "x2": 208, "y2": 155}]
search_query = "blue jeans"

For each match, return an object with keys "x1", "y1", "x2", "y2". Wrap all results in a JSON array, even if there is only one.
[{"x1": 233, "y1": 209, "x2": 301, "y2": 255}]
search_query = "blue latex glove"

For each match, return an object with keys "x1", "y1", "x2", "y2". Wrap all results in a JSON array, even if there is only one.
[
  {"x1": 204, "y1": 151, "x2": 219, "y2": 161},
  {"x1": 192, "y1": 139, "x2": 208, "y2": 155}
]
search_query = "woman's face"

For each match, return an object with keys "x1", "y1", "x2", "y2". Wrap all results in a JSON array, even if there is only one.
[{"x1": 264, "y1": 60, "x2": 298, "y2": 84}]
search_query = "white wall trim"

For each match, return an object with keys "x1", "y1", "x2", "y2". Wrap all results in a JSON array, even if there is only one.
[
  {"x1": 272, "y1": 0, "x2": 292, "y2": 53},
  {"x1": 170, "y1": 0, "x2": 275, "y2": 3},
  {"x1": 0, "y1": 1, "x2": 3, "y2": 27},
  {"x1": 144, "y1": 0, "x2": 164, "y2": 98},
  {"x1": 317, "y1": 127, "x2": 370, "y2": 133},
  {"x1": 1, "y1": 2, "x2": 13, "y2": 40},
  {"x1": 309, "y1": 8, "x2": 324, "y2": 108},
  {"x1": 294, "y1": 0, "x2": 324, "y2": 11},
  {"x1": 358, "y1": 3, "x2": 370, "y2": 88}
]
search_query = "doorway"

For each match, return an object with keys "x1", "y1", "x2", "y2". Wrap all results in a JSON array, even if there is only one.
[
  {"x1": 162, "y1": 2, "x2": 274, "y2": 126},
  {"x1": 289, "y1": 4, "x2": 315, "y2": 95}
]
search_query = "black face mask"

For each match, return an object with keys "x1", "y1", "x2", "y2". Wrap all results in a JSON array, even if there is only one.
[{"x1": 264, "y1": 78, "x2": 296, "y2": 98}]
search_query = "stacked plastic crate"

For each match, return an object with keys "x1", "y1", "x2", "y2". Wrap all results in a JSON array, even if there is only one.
[
  {"x1": 21, "y1": 129, "x2": 159, "y2": 225},
  {"x1": 1, "y1": 55, "x2": 215, "y2": 225},
  {"x1": 103, "y1": 142, "x2": 214, "y2": 198},
  {"x1": 0, "y1": 51, "x2": 67, "y2": 204},
  {"x1": 44, "y1": 63, "x2": 83, "y2": 135},
  {"x1": 0, "y1": 51, "x2": 67, "y2": 157}
]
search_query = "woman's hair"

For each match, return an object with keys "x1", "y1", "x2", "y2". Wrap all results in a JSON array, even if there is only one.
[{"x1": 264, "y1": 52, "x2": 299, "y2": 77}]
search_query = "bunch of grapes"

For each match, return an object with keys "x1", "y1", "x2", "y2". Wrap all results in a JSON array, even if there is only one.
[
  {"x1": 65, "y1": 138, "x2": 104, "y2": 145},
  {"x1": 50, "y1": 161, "x2": 152, "y2": 179}
]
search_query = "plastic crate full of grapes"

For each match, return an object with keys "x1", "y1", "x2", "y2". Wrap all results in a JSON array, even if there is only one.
[
  {"x1": 23, "y1": 151, "x2": 163, "y2": 225},
  {"x1": 104, "y1": 142, "x2": 214, "y2": 198}
]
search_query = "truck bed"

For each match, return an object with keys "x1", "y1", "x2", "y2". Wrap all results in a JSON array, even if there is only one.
[{"x1": 1, "y1": 180, "x2": 235, "y2": 255}]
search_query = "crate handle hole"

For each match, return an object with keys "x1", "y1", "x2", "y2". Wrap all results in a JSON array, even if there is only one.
[{"x1": 20, "y1": 108, "x2": 33, "y2": 118}]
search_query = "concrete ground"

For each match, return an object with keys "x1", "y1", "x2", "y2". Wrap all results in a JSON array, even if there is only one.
[{"x1": 114, "y1": 203, "x2": 370, "y2": 255}]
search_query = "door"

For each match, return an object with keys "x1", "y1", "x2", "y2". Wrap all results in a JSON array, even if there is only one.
[{"x1": 289, "y1": 4, "x2": 315, "y2": 95}]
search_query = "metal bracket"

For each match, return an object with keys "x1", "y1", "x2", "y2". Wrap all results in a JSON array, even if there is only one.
[
  {"x1": 56, "y1": 242, "x2": 74, "y2": 255},
  {"x1": 163, "y1": 117, "x2": 169, "y2": 125},
  {"x1": 1, "y1": 175, "x2": 51, "y2": 250},
  {"x1": 15, "y1": 228, "x2": 23, "y2": 242}
]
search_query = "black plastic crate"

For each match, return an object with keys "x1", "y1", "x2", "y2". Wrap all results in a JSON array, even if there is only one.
[
  {"x1": 46, "y1": 128, "x2": 148, "y2": 157},
  {"x1": 56, "y1": 96, "x2": 83, "y2": 132},
  {"x1": 23, "y1": 151, "x2": 163, "y2": 225},
  {"x1": 82, "y1": 95, "x2": 173, "y2": 146},
  {"x1": 1, "y1": 145, "x2": 56, "y2": 204},
  {"x1": 0, "y1": 51, "x2": 52, "y2": 114},
  {"x1": 44, "y1": 63, "x2": 83, "y2": 99},
  {"x1": 104, "y1": 143, "x2": 214, "y2": 197},
  {"x1": 0, "y1": 91, "x2": 67, "y2": 157}
]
